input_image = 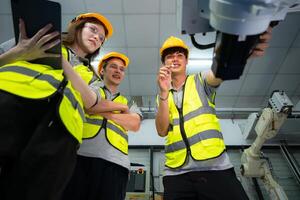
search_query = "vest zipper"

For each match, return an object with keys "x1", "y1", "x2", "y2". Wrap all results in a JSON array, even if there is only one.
[
  {"x1": 175, "y1": 76, "x2": 191, "y2": 155},
  {"x1": 101, "y1": 88, "x2": 108, "y2": 130},
  {"x1": 175, "y1": 75, "x2": 193, "y2": 155},
  {"x1": 177, "y1": 107, "x2": 191, "y2": 154},
  {"x1": 102, "y1": 119, "x2": 107, "y2": 129}
]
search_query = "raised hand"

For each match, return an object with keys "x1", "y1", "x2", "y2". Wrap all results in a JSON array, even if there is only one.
[
  {"x1": 157, "y1": 63, "x2": 172, "y2": 94},
  {"x1": 250, "y1": 26, "x2": 272, "y2": 58},
  {"x1": 15, "y1": 18, "x2": 61, "y2": 61}
]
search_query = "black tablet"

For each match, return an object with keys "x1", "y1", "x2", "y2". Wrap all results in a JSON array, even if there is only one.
[{"x1": 11, "y1": 0, "x2": 62, "y2": 69}]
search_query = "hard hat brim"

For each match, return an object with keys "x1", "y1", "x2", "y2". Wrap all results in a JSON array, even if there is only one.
[
  {"x1": 98, "y1": 52, "x2": 129, "y2": 73},
  {"x1": 75, "y1": 13, "x2": 113, "y2": 39}
]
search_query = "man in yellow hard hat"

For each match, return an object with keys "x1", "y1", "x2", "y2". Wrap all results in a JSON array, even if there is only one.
[
  {"x1": 155, "y1": 29, "x2": 272, "y2": 199},
  {"x1": 62, "y1": 52, "x2": 142, "y2": 200}
]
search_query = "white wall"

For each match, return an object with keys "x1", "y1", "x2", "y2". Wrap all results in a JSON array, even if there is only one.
[
  {"x1": 128, "y1": 119, "x2": 165, "y2": 146},
  {"x1": 295, "y1": 100, "x2": 300, "y2": 111}
]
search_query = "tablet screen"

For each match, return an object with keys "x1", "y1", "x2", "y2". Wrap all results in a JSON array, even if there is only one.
[{"x1": 11, "y1": 0, "x2": 62, "y2": 69}]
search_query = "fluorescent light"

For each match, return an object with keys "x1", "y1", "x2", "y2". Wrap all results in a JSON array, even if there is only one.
[
  {"x1": 288, "y1": 3, "x2": 300, "y2": 12},
  {"x1": 186, "y1": 59, "x2": 212, "y2": 74}
]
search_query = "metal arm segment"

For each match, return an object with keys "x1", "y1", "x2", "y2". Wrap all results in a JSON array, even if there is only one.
[{"x1": 241, "y1": 91, "x2": 293, "y2": 200}]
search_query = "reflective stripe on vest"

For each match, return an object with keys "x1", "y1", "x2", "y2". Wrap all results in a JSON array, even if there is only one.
[
  {"x1": 63, "y1": 86, "x2": 86, "y2": 121},
  {"x1": 83, "y1": 87, "x2": 129, "y2": 154},
  {"x1": 172, "y1": 106, "x2": 216, "y2": 126},
  {"x1": 83, "y1": 115, "x2": 104, "y2": 139},
  {"x1": 165, "y1": 130, "x2": 223, "y2": 153},
  {"x1": 106, "y1": 114, "x2": 128, "y2": 154},
  {"x1": 0, "y1": 65, "x2": 85, "y2": 123},
  {"x1": 60, "y1": 46, "x2": 94, "y2": 142},
  {"x1": 82, "y1": 88, "x2": 105, "y2": 139},
  {"x1": 60, "y1": 65, "x2": 93, "y2": 143},
  {"x1": 165, "y1": 74, "x2": 225, "y2": 169},
  {"x1": 0, "y1": 66, "x2": 60, "y2": 89},
  {"x1": 0, "y1": 62, "x2": 63, "y2": 99},
  {"x1": 0, "y1": 48, "x2": 93, "y2": 143},
  {"x1": 86, "y1": 117, "x2": 103, "y2": 125},
  {"x1": 106, "y1": 122, "x2": 128, "y2": 142}
]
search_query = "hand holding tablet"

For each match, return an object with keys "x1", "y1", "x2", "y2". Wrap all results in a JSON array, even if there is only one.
[{"x1": 11, "y1": 0, "x2": 62, "y2": 69}]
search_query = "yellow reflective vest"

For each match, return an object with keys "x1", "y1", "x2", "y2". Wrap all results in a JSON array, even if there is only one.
[
  {"x1": 83, "y1": 87, "x2": 129, "y2": 154},
  {"x1": 165, "y1": 74, "x2": 226, "y2": 169},
  {"x1": 0, "y1": 46, "x2": 94, "y2": 143}
]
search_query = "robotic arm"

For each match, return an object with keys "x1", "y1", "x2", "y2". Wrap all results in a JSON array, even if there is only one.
[
  {"x1": 240, "y1": 91, "x2": 293, "y2": 200},
  {"x1": 179, "y1": 0, "x2": 300, "y2": 80}
]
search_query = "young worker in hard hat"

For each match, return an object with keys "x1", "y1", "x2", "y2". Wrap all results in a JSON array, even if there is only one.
[
  {"x1": 62, "y1": 52, "x2": 142, "y2": 200},
  {"x1": 155, "y1": 30, "x2": 272, "y2": 200},
  {"x1": 0, "y1": 12, "x2": 119, "y2": 200}
]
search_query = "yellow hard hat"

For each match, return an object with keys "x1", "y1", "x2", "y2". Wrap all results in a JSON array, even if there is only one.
[
  {"x1": 71, "y1": 13, "x2": 113, "y2": 39},
  {"x1": 98, "y1": 52, "x2": 130, "y2": 74},
  {"x1": 160, "y1": 36, "x2": 189, "y2": 56}
]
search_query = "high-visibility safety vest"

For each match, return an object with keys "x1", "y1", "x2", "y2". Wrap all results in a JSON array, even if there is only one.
[
  {"x1": 0, "y1": 46, "x2": 94, "y2": 143},
  {"x1": 165, "y1": 74, "x2": 226, "y2": 169},
  {"x1": 83, "y1": 87, "x2": 129, "y2": 155}
]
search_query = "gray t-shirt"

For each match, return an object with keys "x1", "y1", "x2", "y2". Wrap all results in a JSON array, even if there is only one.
[
  {"x1": 77, "y1": 80, "x2": 142, "y2": 170},
  {"x1": 163, "y1": 73, "x2": 233, "y2": 176}
]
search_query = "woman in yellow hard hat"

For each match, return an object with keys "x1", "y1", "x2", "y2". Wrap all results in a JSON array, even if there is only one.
[
  {"x1": 62, "y1": 13, "x2": 113, "y2": 65},
  {"x1": 61, "y1": 21, "x2": 131, "y2": 114},
  {"x1": 0, "y1": 12, "x2": 117, "y2": 200}
]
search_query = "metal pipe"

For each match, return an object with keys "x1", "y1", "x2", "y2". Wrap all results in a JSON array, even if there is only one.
[
  {"x1": 252, "y1": 178, "x2": 265, "y2": 200},
  {"x1": 150, "y1": 147, "x2": 155, "y2": 200},
  {"x1": 280, "y1": 141, "x2": 300, "y2": 185}
]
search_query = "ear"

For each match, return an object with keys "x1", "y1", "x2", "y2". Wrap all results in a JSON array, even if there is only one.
[{"x1": 100, "y1": 68, "x2": 104, "y2": 75}]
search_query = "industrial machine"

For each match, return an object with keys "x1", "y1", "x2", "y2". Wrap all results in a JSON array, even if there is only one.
[
  {"x1": 241, "y1": 91, "x2": 294, "y2": 200},
  {"x1": 178, "y1": 0, "x2": 300, "y2": 80},
  {"x1": 126, "y1": 163, "x2": 150, "y2": 200}
]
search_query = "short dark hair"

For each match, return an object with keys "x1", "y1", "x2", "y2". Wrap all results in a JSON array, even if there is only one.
[
  {"x1": 100, "y1": 57, "x2": 126, "y2": 79},
  {"x1": 161, "y1": 47, "x2": 188, "y2": 63}
]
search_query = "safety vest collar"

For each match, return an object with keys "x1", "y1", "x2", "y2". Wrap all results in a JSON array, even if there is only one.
[
  {"x1": 63, "y1": 46, "x2": 89, "y2": 66},
  {"x1": 194, "y1": 73, "x2": 210, "y2": 107},
  {"x1": 169, "y1": 74, "x2": 216, "y2": 128},
  {"x1": 102, "y1": 85, "x2": 120, "y2": 98}
]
